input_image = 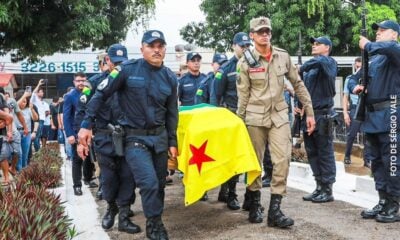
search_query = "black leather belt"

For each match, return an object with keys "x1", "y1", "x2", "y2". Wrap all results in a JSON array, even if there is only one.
[
  {"x1": 124, "y1": 125, "x2": 165, "y2": 136},
  {"x1": 367, "y1": 100, "x2": 400, "y2": 112},
  {"x1": 313, "y1": 108, "x2": 331, "y2": 115},
  {"x1": 95, "y1": 128, "x2": 113, "y2": 134}
]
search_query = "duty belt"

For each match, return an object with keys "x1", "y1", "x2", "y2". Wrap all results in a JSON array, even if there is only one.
[
  {"x1": 95, "y1": 128, "x2": 113, "y2": 134},
  {"x1": 126, "y1": 141, "x2": 148, "y2": 150},
  {"x1": 124, "y1": 125, "x2": 165, "y2": 136},
  {"x1": 313, "y1": 108, "x2": 332, "y2": 116},
  {"x1": 367, "y1": 100, "x2": 400, "y2": 112}
]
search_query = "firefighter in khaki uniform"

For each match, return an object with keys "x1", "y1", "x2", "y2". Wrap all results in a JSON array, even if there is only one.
[{"x1": 236, "y1": 16, "x2": 316, "y2": 228}]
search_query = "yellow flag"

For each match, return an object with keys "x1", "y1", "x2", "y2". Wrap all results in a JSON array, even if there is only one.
[{"x1": 178, "y1": 105, "x2": 261, "y2": 206}]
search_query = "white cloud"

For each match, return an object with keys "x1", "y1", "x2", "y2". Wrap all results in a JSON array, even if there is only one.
[{"x1": 124, "y1": 0, "x2": 205, "y2": 47}]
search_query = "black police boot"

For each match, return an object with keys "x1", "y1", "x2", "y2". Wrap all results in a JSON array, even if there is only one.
[
  {"x1": 146, "y1": 216, "x2": 169, "y2": 240},
  {"x1": 200, "y1": 192, "x2": 209, "y2": 201},
  {"x1": 226, "y1": 178, "x2": 240, "y2": 210},
  {"x1": 248, "y1": 190, "x2": 263, "y2": 223},
  {"x1": 218, "y1": 182, "x2": 228, "y2": 203},
  {"x1": 361, "y1": 191, "x2": 387, "y2": 219},
  {"x1": 312, "y1": 183, "x2": 334, "y2": 203},
  {"x1": 267, "y1": 194, "x2": 294, "y2": 228},
  {"x1": 375, "y1": 195, "x2": 400, "y2": 223},
  {"x1": 303, "y1": 181, "x2": 321, "y2": 201},
  {"x1": 128, "y1": 207, "x2": 135, "y2": 217},
  {"x1": 118, "y1": 205, "x2": 141, "y2": 234},
  {"x1": 242, "y1": 188, "x2": 251, "y2": 211},
  {"x1": 102, "y1": 201, "x2": 118, "y2": 230},
  {"x1": 96, "y1": 185, "x2": 103, "y2": 200}
]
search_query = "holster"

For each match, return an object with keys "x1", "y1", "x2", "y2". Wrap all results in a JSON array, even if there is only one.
[
  {"x1": 291, "y1": 114, "x2": 301, "y2": 138},
  {"x1": 110, "y1": 125, "x2": 125, "y2": 157},
  {"x1": 317, "y1": 115, "x2": 334, "y2": 137}
]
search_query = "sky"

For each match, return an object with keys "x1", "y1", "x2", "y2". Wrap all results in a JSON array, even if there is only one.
[{"x1": 123, "y1": 0, "x2": 205, "y2": 48}]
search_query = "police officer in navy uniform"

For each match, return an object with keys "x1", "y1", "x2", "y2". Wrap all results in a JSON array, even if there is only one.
[
  {"x1": 195, "y1": 53, "x2": 228, "y2": 104},
  {"x1": 299, "y1": 36, "x2": 337, "y2": 203},
  {"x1": 79, "y1": 30, "x2": 178, "y2": 240},
  {"x1": 350, "y1": 20, "x2": 400, "y2": 223},
  {"x1": 178, "y1": 52, "x2": 207, "y2": 106},
  {"x1": 211, "y1": 32, "x2": 252, "y2": 211},
  {"x1": 77, "y1": 44, "x2": 139, "y2": 233}
]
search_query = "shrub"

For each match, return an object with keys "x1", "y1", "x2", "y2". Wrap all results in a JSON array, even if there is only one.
[{"x1": 0, "y1": 183, "x2": 71, "y2": 240}]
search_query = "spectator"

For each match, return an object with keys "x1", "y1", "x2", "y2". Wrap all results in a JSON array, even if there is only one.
[{"x1": 30, "y1": 79, "x2": 50, "y2": 151}]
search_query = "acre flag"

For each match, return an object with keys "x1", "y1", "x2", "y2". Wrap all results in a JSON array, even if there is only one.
[{"x1": 178, "y1": 104, "x2": 261, "y2": 206}]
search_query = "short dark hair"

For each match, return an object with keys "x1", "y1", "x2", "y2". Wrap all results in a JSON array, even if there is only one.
[
  {"x1": 355, "y1": 57, "x2": 362, "y2": 63},
  {"x1": 74, "y1": 71, "x2": 86, "y2": 78},
  {"x1": 52, "y1": 96, "x2": 59, "y2": 103},
  {"x1": 0, "y1": 87, "x2": 4, "y2": 94}
]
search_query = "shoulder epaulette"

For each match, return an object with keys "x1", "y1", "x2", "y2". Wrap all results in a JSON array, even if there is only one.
[{"x1": 273, "y1": 47, "x2": 288, "y2": 53}]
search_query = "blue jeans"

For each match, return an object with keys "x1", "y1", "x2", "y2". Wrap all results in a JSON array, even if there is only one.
[
  {"x1": 33, "y1": 120, "x2": 44, "y2": 151},
  {"x1": 17, "y1": 132, "x2": 31, "y2": 170}
]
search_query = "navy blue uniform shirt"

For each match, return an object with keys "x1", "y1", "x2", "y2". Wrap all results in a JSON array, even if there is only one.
[
  {"x1": 82, "y1": 58, "x2": 178, "y2": 148},
  {"x1": 300, "y1": 55, "x2": 337, "y2": 110},
  {"x1": 178, "y1": 72, "x2": 207, "y2": 106},
  {"x1": 211, "y1": 56, "x2": 239, "y2": 109},
  {"x1": 63, "y1": 88, "x2": 81, "y2": 138},
  {"x1": 348, "y1": 41, "x2": 400, "y2": 133},
  {"x1": 195, "y1": 71, "x2": 214, "y2": 104}
]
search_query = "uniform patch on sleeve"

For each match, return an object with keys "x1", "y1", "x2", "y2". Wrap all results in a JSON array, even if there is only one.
[
  {"x1": 97, "y1": 78, "x2": 109, "y2": 90},
  {"x1": 196, "y1": 89, "x2": 203, "y2": 96},
  {"x1": 109, "y1": 66, "x2": 121, "y2": 79},
  {"x1": 215, "y1": 72, "x2": 222, "y2": 80},
  {"x1": 80, "y1": 95, "x2": 87, "y2": 104}
]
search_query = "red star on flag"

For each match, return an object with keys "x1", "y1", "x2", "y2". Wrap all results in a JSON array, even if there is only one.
[{"x1": 189, "y1": 140, "x2": 215, "y2": 173}]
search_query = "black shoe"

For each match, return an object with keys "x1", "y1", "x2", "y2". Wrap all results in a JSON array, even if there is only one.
[
  {"x1": 146, "y1": 216, "x2": 169, "y2": 240},
  {"x1": 303, "y1": 181, "x2": 321, "y2": 201},
  {"x1": 312, "y1": 183, "x2": 334, "y2": 203},
  {"x1": 262, "y1": 178, "x2": 271, "y2": 188},
  {"x1": 267, "y1": 194, "x2": 294, "y2": 228},
  {"x1": 84, "y1": 180, "x2": 98, "y2": 188},
  {"x1": 227, "y1": 193, "x2": 240, "y2": 210},
  {"x1": 248, "y1": 190, "x2": 263, "y2": 223},
  {"x1": 344, "y1": 157, "x2": 351, "y2": 165},
  {"x1": 375, "y1": 195, "x2": 400, "y2": 223},
  {"x1": 361, "y1": 191, "x2": 386, "y2": 219},
  {"x1": 200, "y1": 192, "x2": 208, "y2": 201},
  {"x1": 73, "y1": 187, "x2": 83, "y2": 196},
  {"x1": 128, "y1": 209, "x2": 134, "y2": 217},
  {"x1": 166, "y1": 176, "x2": 173, "y2": 185},
  {"x1": 118, "y1": 206, "x2": 141, "y2": 234},
  {"x1": 242, "y1": 189, "x2": 251, "y2": 211},
  {"x1": 102, "y1": 202, "x2": 118, "y2": 230}
]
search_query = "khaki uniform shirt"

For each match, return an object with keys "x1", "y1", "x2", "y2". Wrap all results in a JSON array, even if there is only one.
[{"x1": 237, "y1": 46, "x2": 313, "y2": 128}]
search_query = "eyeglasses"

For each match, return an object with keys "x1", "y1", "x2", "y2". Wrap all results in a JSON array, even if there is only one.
[
  {"x1": 74, "y1": 79, "x2": 86, "y2": 83},
  {"x1": 255, "y1": 29, "x2": 271, "y2": 35}
]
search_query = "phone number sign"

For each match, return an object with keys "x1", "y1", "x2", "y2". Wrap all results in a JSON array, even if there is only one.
[
  {"x1": 21, "y1": 61, "x2": 102, "y2": 73},
  {"x1": 0, "y1": 61, "x2": 101, "y2": 74}
]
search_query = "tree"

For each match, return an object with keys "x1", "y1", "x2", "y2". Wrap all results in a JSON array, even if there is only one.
[
  {"x1": 0, "y1": 0, "x2": 155, "y2": 61},
  {"x1": 180, "y1": 0, "x2": 399, "y2": 55}
]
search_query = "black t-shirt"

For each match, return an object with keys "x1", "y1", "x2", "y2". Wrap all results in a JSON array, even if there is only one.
[{"x1": 50, "y1": 103, "x2": 59, "y2": 128}]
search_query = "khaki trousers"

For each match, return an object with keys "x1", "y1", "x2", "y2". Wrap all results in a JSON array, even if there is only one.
[{"x1": 247, "y1": 124, "x2": 291, "y2": 195}]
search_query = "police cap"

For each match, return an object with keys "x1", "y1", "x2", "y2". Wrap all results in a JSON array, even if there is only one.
[
  {"x1": 142, "y1": 30, "x2": 166, "y2": 45},
  {"x1": 372, "y1": 20, "x2": 400, "y2": 35},
  {"x1": 107, "y1": 44, "x2": 128, "y2": 63}
]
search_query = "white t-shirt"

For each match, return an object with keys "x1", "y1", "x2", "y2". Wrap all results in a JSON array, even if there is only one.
[{"x1": 30, "y1": 93, "x2": 50, "y2": 121}]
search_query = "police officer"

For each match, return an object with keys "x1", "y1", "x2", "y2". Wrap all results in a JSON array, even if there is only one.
[
  {"x1": 210, "y1": 32, "x2": 252, "y2": 211},
  {"x1": 178, "y1": 52, "x2": 207, "y2": 106},
  {"x1": 350, "y1": 20, "x2": 400, "y2": 223},
  {"x1": 237, "y1": 16, "x2": 315, "y2": 227},
  {"x1": 79, "y1": 30, "x2": 178, "y2": 240},
  {"x1": 77, "y1": 44, "x2": 139, "y2": 233},
  {"x1": 195, "y1": 53, "x2": 228, "y2": 104},
  {"x1": 299, "y1": 36, "x2": 337, "y2": 204}
]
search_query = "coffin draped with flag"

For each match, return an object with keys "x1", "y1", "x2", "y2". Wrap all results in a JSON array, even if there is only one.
[{"x1": 178, "y1": 104, "x2": 261, "y2": 206}]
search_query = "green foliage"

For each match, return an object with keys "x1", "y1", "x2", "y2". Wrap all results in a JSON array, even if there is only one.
[
  {"x1": 0, "y1": 183, "x2": 72, "y2": 240},
  {"x1": 180, "y1": 0, "x2": 400, "y2": 55},
  {"x1": 0, "y1": 0, "x2": 155, "y2": 61},
  {"x1": 0, "y1": 143, "x2": 73, "y2": 239}
]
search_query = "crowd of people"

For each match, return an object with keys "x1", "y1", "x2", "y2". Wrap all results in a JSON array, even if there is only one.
[{"x1": 1, "y1": 15, "x2": 399, "y2": 240}]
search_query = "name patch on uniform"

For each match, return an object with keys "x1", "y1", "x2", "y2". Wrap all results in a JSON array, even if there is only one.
[
  {"x1": 249, "y1": 67, "x2": 266, "y2": 73},
  {"x1": 183, "y1": 83, "x2": 194, "y2": 87}
]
